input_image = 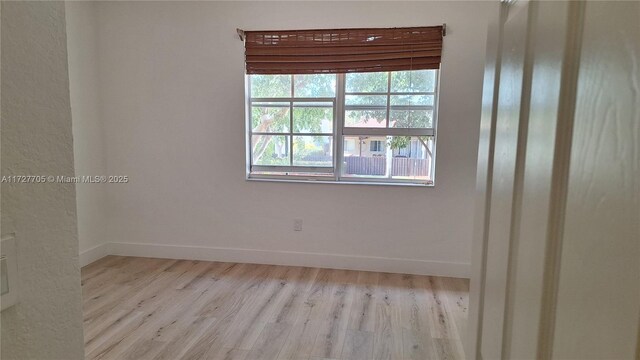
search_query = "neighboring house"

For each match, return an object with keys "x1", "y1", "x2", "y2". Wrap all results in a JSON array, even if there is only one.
[
  {"x1": 343, "y1": 118, "x2": 428, "y2": 159},
  {"x1": 344, "y1": 136, "x2": 387, "y2": 157}
]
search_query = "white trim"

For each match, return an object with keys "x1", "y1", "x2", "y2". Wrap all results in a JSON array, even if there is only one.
[
  {"x1": 79, "y1": 242, "x2": 111, "y2": 267},
  {"x1": 106, "y1": 241, "x2": 469, "y2": 278},
  {"x1": 247, "y1": 175, "x2": 433, "y2": 187},
  {"x1": 341, "y1": 127, "x2": 434, "y2": 136}
]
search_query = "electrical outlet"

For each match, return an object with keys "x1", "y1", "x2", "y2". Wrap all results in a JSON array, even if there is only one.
[{"x1": 294, "y1": 219, "x2": 303, "y2": 231}]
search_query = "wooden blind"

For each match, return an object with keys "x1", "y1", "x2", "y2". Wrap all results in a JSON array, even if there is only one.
[{"x1": 243, "y1": 26, "x2": 444, "y2": 74}]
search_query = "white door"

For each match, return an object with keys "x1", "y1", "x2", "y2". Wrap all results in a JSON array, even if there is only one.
[
  {"x1": 480, "y1": 2, "x2": 531, "y2": 359},
  {"x1": 550, "y1": 2, "x2": 640, "y2": 358},
  {"x1": 470, "y1": 1, "x2": 640, "y2": 359}
]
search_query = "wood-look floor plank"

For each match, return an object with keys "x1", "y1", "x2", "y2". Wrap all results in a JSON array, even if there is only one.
[
  {"x1": 89, "y1": 289, "x2": 200, "y2": 359},
  {"x1": 212, "y1": 347, "x2": 249, "y2": 360},
  {"x1": 435, "y1": 277, "x2": 469, "y2": 346},
  {"x1": 221, "y1": 265, "x2": 294, "y2": 350},
  {"x1": 424, "y1": 276, "x2": 459, "y2": 341},
  {"x1": 269, "y1": 267, "x2": 320, "y2": 325},
  {"x1": 86, "y1": 310, "x2": 146, "y2": 360},
  {"x1": 117, "y1": 338, "x2": 165, "y2": 360},
  {"x1": 152, "y1": 315, "x2": 218, "y2": 360},
  {"x1": 246, "y1": 322, "x2": 292, "y2": 360},
  {"x1": 372, "y1": 273, "x2": 404, "y2": 360},
  {"x1": 84, "y1": 308, "x2": 143, "y2": 358},
  {"x1": 432, "y1": 337, "x2": 465, "y2": 360},
  {"x1": 277, "y1": 268, "x2": 334, "y2": 360},
  {"x1": 310, "y1": 269, "x2": 357, "y2": 359},
  {"x1": 82, "y1": 257, "x2": 468, "y2": 360},
  {"x1": 341, "y1": 329, "x2": 374, "y2": 360},
  {"x1": 180, "y1": 265, "x2": 286, "y2": 359},
  {"x1": 372, "y1": 302, "x2": 403, "y2": 360},
  {"x1": 402, "y1": 327, "x2": 433, "y2": 360},
  {"x1": 195, "y1": 263, "x2": 266, "y2": 318},
  {"x1": 347, "y1": 271, "x2": 379, "y2": 332},
  {"x1": 398, "y1": 274, "x2": 431, "y2": 334}
]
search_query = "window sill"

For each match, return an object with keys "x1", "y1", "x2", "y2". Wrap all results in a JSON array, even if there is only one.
[{"x1": 246, "y1": 175, "x2": 434, "y2": 187}]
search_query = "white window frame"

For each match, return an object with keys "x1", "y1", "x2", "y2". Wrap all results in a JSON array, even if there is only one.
[{"x1": 245, "y1": 71, "x2": 439, "y2": 186}]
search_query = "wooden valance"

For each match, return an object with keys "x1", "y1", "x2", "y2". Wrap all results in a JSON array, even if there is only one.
[{"x1": 241, "y1": 25, "x2": 444, "y2": 74}]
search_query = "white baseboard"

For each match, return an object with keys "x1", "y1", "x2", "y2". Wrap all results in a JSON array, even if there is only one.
[
  {"x1": 108, "y1": 242, "x2": 470, "y2": 278},
  {"x1": 79, "y1": 243, "x2": 110, "y2": 267}
]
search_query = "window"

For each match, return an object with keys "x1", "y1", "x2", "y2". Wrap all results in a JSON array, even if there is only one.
[
  {"x1": 369, "y1": 141, "x2": 383, "y2": 152},
  {"x1": 249, "y1": 74, "x2": 335, "y2": 173},
  {"x1": 242, "y1": 26, "x2": 443, "y2": 185},
  {"x1": 246, "y1": 69, "x2": 438, "y2": 185}
]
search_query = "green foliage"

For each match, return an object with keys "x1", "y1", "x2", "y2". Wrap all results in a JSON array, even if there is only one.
[
  {"x1": 250, "y1": 75, "x2": 290, "y2": 98},
  {"x1": 388, "y1": 136, "x2": 432, "y2": 152},
  {"x1": 293, "y1": 136, "x2": 332, "y2": 166},
  {"x1": 293, "y1": 106, "x2": 332, "y2": 133},
  {"x1": 390, "y1": 94, "x2": 434, "y2": 106},
  {"x1": 390, "y1": 70, "x2": 436, "y2": 92},
  {"x1": 251, "y1": 74, "x2": 335, "y2": 164},
  {"x1": 345, "y1": 110, "x2": 386, "y2": 126},
  {"x1": 389, "y1": 136, "x2": 410, "y2": 151},
  {"x1": 294, "y1": 74, "x2": 335, "y2": 97},
  {"x1": 344, "y1": 73, "x2": 388, "y2": 123},
  {"x1": 346, "y1": 72, "x2": 388, "y2": 92},
  {"x1": 251, "y1": 135, "x2": 289, "y2": 166},
  {"x1": 251, "y1": 105, "x2": 289, "y2": 132},
  {"x1": 390, "y1": 110, "x2": 433, "y2": 128},
  {"x1": 344, "y1": 70, "x2": 435, "y2": 127}
]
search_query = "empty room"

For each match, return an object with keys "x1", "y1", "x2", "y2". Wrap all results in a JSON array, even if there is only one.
[{"x1": 1, "y1": 1, "x2": 638, "y2": 359}]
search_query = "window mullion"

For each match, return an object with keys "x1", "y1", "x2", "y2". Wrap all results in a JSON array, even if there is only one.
[
  {"x1": 335, "y1": 73, "x2": 346, "y2": 181},
  {"x1": 289, "y1": 101, "x2": 293, "y2": 166},
  {"x1": 387, "y1": 73, "x2": 392, "y2": 180},
  {"x1": 290, "y1": 75, "x2": 294, "y2": 166},
  {"x1": 385, "y1": 72, "x2": 391, "y2": 128},
  {"x1": 385, "y1": 73, "x2": 392, "y2": 180}
]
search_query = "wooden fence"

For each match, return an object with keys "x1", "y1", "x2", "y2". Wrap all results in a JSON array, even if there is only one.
[{"x1": 343, "y1": 156, "x2": 430, "y2": 177}]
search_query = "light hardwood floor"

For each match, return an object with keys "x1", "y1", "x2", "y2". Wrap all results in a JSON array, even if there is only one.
[{"x1": 82, "y1": 256, "x2": 469, "y2": 360}]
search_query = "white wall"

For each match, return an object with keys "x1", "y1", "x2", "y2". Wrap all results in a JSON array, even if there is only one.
[
  {"x1": 66, "y1": 1, "x2": 109, "y2": 266},
  {"x1": 1, "y1": 2, "x2": 85, "y2": 359},
  {"x1": 76, "y1": 1, "x2": 493, "y2": 277}
]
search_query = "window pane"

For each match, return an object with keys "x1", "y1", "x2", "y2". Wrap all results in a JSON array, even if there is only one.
[
  {"x1": 345, "y1": 72, "x2": 388, "y2": 93},
  {"x1": 389, "y1": 136, "x2": 433, "y2": 181},
  {"x1": 293, "y1": 103, "x2": 333, "y2": 133},
  {"x1": 345, "y1": 110, "x2": 387, "y2": 128},
  {"x1": 390, "y1": 95, "x2": 434, "y2": 106},
  {"x1": 251, "y1": 135, "x2": 290, "y2": 166},
  {"x1": 251, "y1": 103, "x2": 290, "y2": 133},
  {"x1": 345, "y1": 95, "x2": 387, "y2": 106},
  {"x1": 342, "y1": 136, "x2": 388, "y2": 177},
  {"x1": 250, "y1": 75, "x2": 291, "y2": 98},
  {"x1": 293, "y1": 136, "x2": 333, "y2": 167},
  {"x1": 390, "y1": 70, "x2": 436, "y2": 93},
  {"x1": 342, "y1": 136, "x2": 433, "y2": 181},
  {"x1": 294, "y1": 74, "x2": 336, "y2": 98},
  {"x1": 390, "y1": 109, "x2": 433, "y2": 128}
]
